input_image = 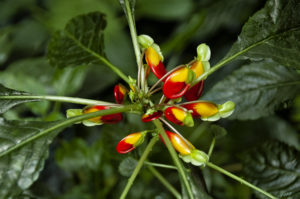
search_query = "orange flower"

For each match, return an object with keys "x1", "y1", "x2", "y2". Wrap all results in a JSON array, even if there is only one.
[
  {"x1": 164, "y1": 106, "x2": 194, "y2": 127},
  {"x1": 83, "y1": 105, "x2": 122, "y2": 124},
  {"x1": 114, "y1": 84, "x2": 128, "y2": 104},
  {"x1": 116, "y1": 132, "x2": 145, "y2": 154}
]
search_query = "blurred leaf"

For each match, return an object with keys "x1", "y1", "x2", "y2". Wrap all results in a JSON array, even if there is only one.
[
  {"x1": 0, "y1": 118, "x2": 61, "y2": 198},
  {"x1": 55, "y1": 138, "x2": 103, "y2": 172},
  {"x1": 48, "y1": 12, "x2": 107, "y2": 68},
  {"x1": 226, "y1": 0, "x2": 300, "y2": 68},
  {"x1": 136, "y1": 0, "x2": 192, "y2": 20},
  {"x1": 119, "y1": 157, "x2": 137, "y2": 177},
  {"x1": 207, "y1": 124, "x2": 227, "y2": 139},
  {"x1": 240, "y1": 141, "x2": 300, "y2": 199},
  {"x1": 204, "y1": 60, "x2": 300, "y2": 120},
  {"x1": 0, "y1": 30, "x2": 12, "y2": 65},
  {"x1": 0, "y1": 83, "x2": 36, "y2": 114}
]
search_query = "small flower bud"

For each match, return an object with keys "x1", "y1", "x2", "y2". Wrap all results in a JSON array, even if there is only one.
[
  {"x1": 114, "y1": 84, "x2": 128, "y2": 104},
  {"x1": 116, "y1": 131, "x2": 146, "y2": 154}
]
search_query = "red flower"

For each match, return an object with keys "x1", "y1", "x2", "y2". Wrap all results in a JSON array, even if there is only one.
[
  {"x1": 162, "y1": 67, "x2": 194, "y2": 99},
  {"x1": 116, "y1": 132, "x2": 145, "y2": 154},
  {"x1": 184, "y1": 60, "x2": 205, "y2": 101},
  {"x1": 145, "y1": 46, "x2": 167, "y2": 80},
  {"x1": 141, "y1": 110, "x2": 163, "y2": 122},
  {"x1": 182, "y1": 102, "x2": 218, "y2": 118},
  {"x1": 114, "y1": 84, "x2": 127, "y2": 104},
  {"x1": 83, "y1": 105, "x2": 122, "y2": 124},
  {"x1": 160, "y1": 131, "x2": 195, "y2": 156},
  {"x1": 164, "y1": 106, "x2": 194, "y2": 127}
]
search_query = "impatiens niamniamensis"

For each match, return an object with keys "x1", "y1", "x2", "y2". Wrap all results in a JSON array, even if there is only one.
[
  {"x1": 138, "y1": 35, "x2": 167, "y2": 80},
  {"x1": 114, "y1": 83, "x2": 128, "y2": 104},
  {"x1": 182, "y1": 101, "x2": 235, "y2": 121},
  {"x1": 184, "y1": 44, "x2": 211, "y2": 101},
  {"x1": 164, "y1": 106, "x2": 194, "y2": 127},
  {"x1": 66, "y1": 105, "x2": 123, "y2": 126},
  {"x1": 116, "y1": 131, "x2": 146, "y2": 154},
  {"x1": 162, "y1": 66, "x2": 195, "y2": 99},
  {"x1": 160, "y1": 130, "x2": 208, "y2": 166},
  {"x1": 142, "y1": 110, "x2": 163, "y2": 122}
]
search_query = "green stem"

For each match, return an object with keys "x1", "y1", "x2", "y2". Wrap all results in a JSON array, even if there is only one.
[
  {"x1": 120, "y1": 136, "x2": 159, "y2": 199},
  {"x1": 153, "y1": 120, "x2": 194, "y2": 199},
  {"x1": 0, "y1": 104, "x2": 142, "y2": 158},
  {"x1": 124, "y1": 0, "x2": 144, "y2": 91},
  {"x1": 148, "y1": 165, "x2": 182, "y2": 199},
  {"x1": 0, "y1": 95, "x2": 120, "y2": 106},
  {"x1": 206, "y1": 162, "x2": 278, "y2": 199},
  {"x1": 144, "y1": 161, "x2": 177, "y2": 170},
  {"x1": 208, "y1": 137, "x2": 216, "y2": 157}
]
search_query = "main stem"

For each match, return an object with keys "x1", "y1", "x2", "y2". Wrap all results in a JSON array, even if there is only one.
[
  {"x1": 124, "y1": 0, "x2": 145, "y2": 91},
  {"x1": 206, "y1": 162, "x2": 278, "y2": 199},
  {"x1": 0, "y1": 95, "x2": 120, "y2": 106},
  {"x1": 120, "y1": 136, "x2": 159, "y2": 199},
  {"x1": 153, "y1": 120, "x2": 194, "y2": 199}
]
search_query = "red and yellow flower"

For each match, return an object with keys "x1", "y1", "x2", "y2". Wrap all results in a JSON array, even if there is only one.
[
  {"x1": 83, "y1": 105, "x2": 123, "y2": 124},
  {"x1": 162, "y1": 66, "x2": 194, "y2": 99},
  {"x1": 114, "y1": 84, "x2": 128, "y2": 104},
  {"x1": 161, "y1": 130, "x2": 195, "y2": 156},
  {"x1": 182, "y1": 101, "x2": 235, "y2": 121},
  {"x1": 145, "y1": 46, "x2": 167, "y2": 80},
  {"x1": 141, "y1": 110, "x2": 163, "y2": 122},
  {"x1": 116, "y1": 132, "x2": 146, "y2": 154},
  {"x1": 164, "y1": 106, "x2": 194, "y2": 127}
]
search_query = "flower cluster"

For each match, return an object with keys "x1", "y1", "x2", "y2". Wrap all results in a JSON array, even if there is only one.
[{"x1": 66, "y1": 34, "x2": 235, "y2": 166}]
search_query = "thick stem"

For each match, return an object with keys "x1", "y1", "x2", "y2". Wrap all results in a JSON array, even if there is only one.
[
  {"x1": 0, "y1": 104, "x2": 142, "y2": 158},
  {"x1": 153, "y1": 120, "x2": 194, "y2": 199},
  {"x1": 148, "y1": 165, "x2": 182, "y2": 199},
  {"x1": 0, "y1": 95, "x2": 121, "y2": 106},
  {"x1": 120, "y1": 136, "x2": 159, "y2": 199},
  {"x1": 206, "y1": 162, "x2": 278, "y2": 199},
  {"x1": 124, "y1": 0, "x2": 145, "y2": 91}
]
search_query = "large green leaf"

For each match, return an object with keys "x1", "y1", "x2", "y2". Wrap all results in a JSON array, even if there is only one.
[
  {"x1": 0, "y1": 118, "x2": 62, "y2": 198},
  {"x1": 240, "y1": 141, "x2": 300, "y2": 199},
  {"x1": 226, "y1": 0, "x2": 300, "y2": 68},
  {"x1": 48, "y1": 12, "x2": 107, "y2": 68},
  {"x1": 204, "y1": 60, "x2": 300, "y2": 120},
  {"x1": 0, "y1": 84, "x2": 37, "y2": 114}
]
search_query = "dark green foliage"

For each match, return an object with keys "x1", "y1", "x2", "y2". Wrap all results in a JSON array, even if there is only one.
[
  {"x1": 204, "y1": 60, "x2": 300, "y2": 120},
  {"x1": 241, "y1": 141, "x2": 300, "y2": 199},
  {"x1": 0, "y1": 84, "x2": 36, "y2": 114},
  {"x1": 0, "y1": 118, "x2": 60, "y2": 198},
  {"x1": 226, "y1": 0, "x2": 300, "y2": 68},
  {"x1": 48, "y1": 12, "x2": 107, "y2": 68},
  {"x1": 119, "y1": 157, "x2": 138, "y2": 177}
]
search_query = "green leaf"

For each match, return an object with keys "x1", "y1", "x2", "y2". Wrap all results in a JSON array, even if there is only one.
[
  {"x1": 226, "y1": 0, "x2": 300, "y2": 68},
  {"x1": 204, "y1": 60, "x2": 300, "y2": 120},
  {"x1": 0, "y1": 83, "x2": 37, "y2": 114},
  {"x1": 0, "y1": 118, "x2": 61, "y2": 198},
  {"x1": 119, "y1": 157, "x2": 138, "y2": 177},
  {"x1": 240, "y1": 141, "x2": 300, "y2": 199},
  {"x1": 48, "y1": 12, "x2": 107, "y2": 68}
]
